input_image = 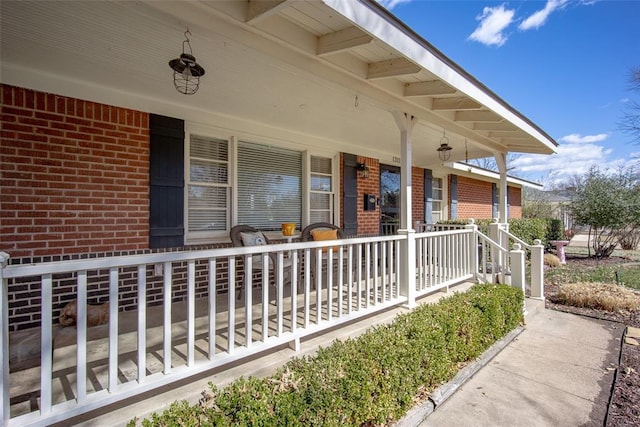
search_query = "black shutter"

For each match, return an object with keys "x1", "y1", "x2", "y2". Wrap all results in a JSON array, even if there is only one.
[
  {"x1": 149, "y1": 114, "x2": 185, "y2": 249},
  {"x1": 424, "y1": 169, "x2": 433, "y2": 224},
  {"x1": 450, "y1": 175, "x2": 458, "y2": 219},
  {"x1": 342, "y1": 153, "x2": 358, "y2": 236}
]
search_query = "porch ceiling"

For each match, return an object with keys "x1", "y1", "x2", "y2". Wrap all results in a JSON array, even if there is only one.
[{"x1": 0, "y1": 0, "x2": 556, "y2": 167}]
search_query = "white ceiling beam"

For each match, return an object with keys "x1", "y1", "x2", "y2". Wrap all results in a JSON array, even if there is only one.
[
  {"x1": 317, "y1": 26, "x2": 373, "y2": 56},
  {"x1": 455, "y1": 111, "x2": 502, "y2": 122},
  {"x1": 246, "y1": 0, "x2": 289, "y2": 24},
  {"x1": 431, "y1": 97, "x2": 481, "y2": 111},
  {"x1": 367, "y1": 58, "x2": 422, "y2": 80},
  {"x1": 404, "y1": 80, "x2": 457, "y2": 97}
]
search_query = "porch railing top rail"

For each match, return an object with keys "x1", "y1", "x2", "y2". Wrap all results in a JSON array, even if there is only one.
[{"x1": 0, "y1": 234, "x2": 406, "y2": 279}]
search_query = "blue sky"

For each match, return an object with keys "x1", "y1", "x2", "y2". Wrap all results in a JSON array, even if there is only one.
[{"x1": 376, "y1": 0, "x2": 640, "y2": 187}]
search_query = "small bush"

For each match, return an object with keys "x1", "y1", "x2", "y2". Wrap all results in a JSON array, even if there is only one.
[
  {"x1": 544, "y1": 253, "x2": 561, "y2": 268},
  {"x1": 135, "y1": 285, "x2": 523, "y2": 427}
]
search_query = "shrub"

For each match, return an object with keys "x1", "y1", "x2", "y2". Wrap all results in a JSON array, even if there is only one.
[
  {"x1": 508, "y1": 218, "x2": 547, "y2": 246},
  {"x1": 134, "y1": 285, "x2": 523, "y2": 427}
]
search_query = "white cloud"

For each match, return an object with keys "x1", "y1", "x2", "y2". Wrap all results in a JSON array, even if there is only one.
[
  {"x1": 375, "y1": 0, "x2": 413, "y2": 10},
  {"x1": 510, "y1": 136, "x2": 639, "y2": 188},
  {"x1": 519, "y1": 0, "x2": 569, "y2": 31},
  {"x1": 559, "y1": 133, "x2": 609, "y2": 144},
  {"x1": 468, "y1": 4, "x2": 516, "y2": 47}
]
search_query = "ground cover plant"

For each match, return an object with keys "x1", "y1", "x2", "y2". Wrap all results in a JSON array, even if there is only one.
[
  {"x1": 131, "y1": 284, "x2": 523, "y2": 427},
  {"x1": 544, "y1": 247, "x2": 640, "y2": 426}
]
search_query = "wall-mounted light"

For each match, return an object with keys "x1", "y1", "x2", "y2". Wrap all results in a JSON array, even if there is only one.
[
  {"x1": 356, "y1": 162, "x2": 369, "y2": 179},
  {"x1": 437, "y1": 130, "x2": 452, "y2": 162},
  {"x1": 169, "y1": 30, "x2": 205, "y2": 95}
]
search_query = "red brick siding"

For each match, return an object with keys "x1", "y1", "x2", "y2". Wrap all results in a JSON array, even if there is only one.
[
  {"x1": 412, "y1": 167, "x2": 424, "y2": 225},
  {"x1": 1, "y1": 84, "x2": 150, "y2": 259},
  {"x1": 356, "y1": 156, "x2": 380, "y2": 236},
  {"x1": 509, "y1": 186, "x2": 522, "y2": 219},
  {"x1": 455, "y1": 176, "x2": 493, "y2": 220}
]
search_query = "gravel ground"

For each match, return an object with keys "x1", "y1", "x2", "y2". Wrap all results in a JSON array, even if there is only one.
[{"x1": 544, "y1": 255, "x2": 640, "y2": 427}]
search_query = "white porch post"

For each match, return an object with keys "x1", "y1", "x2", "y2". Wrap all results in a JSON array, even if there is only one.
[
  {"x1": 393, "y1": 111, "x2": 417, "y2": 307},
  {"x1": 510, "y1": 243, "x2": 526, "y2": 313},
  {"x1": 494, "y1": 152, "x2": 508, "y2": 224},
  {"x1": 530, "y1": 239, "x2": 545, "y2": 300}
]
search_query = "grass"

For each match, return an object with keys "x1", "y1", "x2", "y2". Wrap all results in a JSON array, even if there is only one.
[
  {"x1": 556, "y1": 282, "x2": 640, "y2": 312},
  {"x1": 545, "y1": 247, "x2": 640, "y2": 312}
]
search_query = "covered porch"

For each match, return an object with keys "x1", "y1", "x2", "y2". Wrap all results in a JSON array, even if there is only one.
[
  {"x1": 1, "y1": 227, "x2": 538, "y2": 426},
  {"x1": 2, "y1": 0, "x2": 556, "y2": 425}
]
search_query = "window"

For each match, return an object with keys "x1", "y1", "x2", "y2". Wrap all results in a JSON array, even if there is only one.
[
  {"x1": 432, "y1": 177, "x2": 443, "y2": 222},
  {"x1": 309, "y1": 156, "x2": 334, "y2": 223},
  {"x1": 237, "y1": 141, "x2": 302, "y2": 230},
  {"x1": 186, "y1": 135, "x2": 230, "y2": 239},
  {"x1": 185, "y1": 126, "x2": 336, "y2": 242}
]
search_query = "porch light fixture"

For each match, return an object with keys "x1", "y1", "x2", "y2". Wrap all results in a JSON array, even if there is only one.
[
  {"x1": 437, "y1": 130, "x2": 452, "y2": 162},
  {"x1": 169, "y1": 30, "x2": 205, "y2": 95},
  {"x1": 356, "y1": 162, "x2": 369, "y2": 179}
]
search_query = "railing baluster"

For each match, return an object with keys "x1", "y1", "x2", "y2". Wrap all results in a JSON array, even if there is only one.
[
  {"x1": 304, "y1": 249, "x2": 310, "y2": 327},
  {"x1": 315, "y1": 249, "x2": 322, "y2": 324},
  {"x1": 337, "y1": 247, "x2": 343, "y2": 317},
  {"x1": 40, "y1": 273, "x2": 53, "y2": 415},
  {"x1": 228, "y1": 257, "x2": 236, "y2": 354},
  {"x1": 277, "y1": 252, "x2": 284, "y2": 336},
  {"x1": 373, "y1": 243, "x2": 379, "y2": 305},
  {"x1": 357, "y1": 244, "x2": 363, "y2": 310},
  {"x1": 261, "y1": 255, "x2": 269, "y2": 341},
  {"x1": 380, "y1": 242, "x2": 392, "y2": 301},
  {"x1": 0, "y1": 254, "x2": 8, "y2": 424},
  {"x1": 163, "y1": 262, "x2": 172, "y2": 374},
  {"x1": 347, "y1": 245, "x2": 353, "y2": 313},
  {"x1": 327, "y1": 248, "x2": 333, "y2": 322},
  {"x1": 137, "y1": 265, "x2": 146, "y2": 383},
  {"x1": 109, "y1": 267, "x2": 119, "y2": 390},
  {"x1": 395, "y1": 240, "x2": 401, "y2": 298},
  {"x1": 290, "y1": 250, "x2": 298, "y2": 332},
  {"x1": 187, "y1": 260, "x2": 195, "y2": 366},
  {"x1": 77, "y1": 270, "x2": 87, "y2": 402},
  {"x1": 364, "y1": 243, "x2": 370, "y2": 308},
  {"x1": 245, "y1": 255, "x2": 253, "y2": 349},
  {"x1": 208, "y1": 258, "x2": 216, "y2": 358}
]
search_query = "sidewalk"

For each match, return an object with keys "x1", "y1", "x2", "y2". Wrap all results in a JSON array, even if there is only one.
[{"x1": 417, "y1": 299, "x2": 624, "y2": 426}]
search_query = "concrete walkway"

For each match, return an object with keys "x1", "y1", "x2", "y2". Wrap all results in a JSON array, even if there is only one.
[{"x1": 419, "y1": 299, "x2": 624, "y2": 427}]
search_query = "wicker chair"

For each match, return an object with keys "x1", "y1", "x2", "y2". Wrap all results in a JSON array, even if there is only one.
[{"x1": 230, "y1": 225, "x2": 292, "y2": 299}]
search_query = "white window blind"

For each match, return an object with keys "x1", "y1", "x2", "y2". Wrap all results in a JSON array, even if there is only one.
[
  {"x1": 187, "y1": 135, "x2": 230, "y2": 235},
  {"x1": 237, "y1": 141, "x2": 302, "y2": 230},
  {"x1": 309, "y1": 155, "x2": 333, "y2": 223}
]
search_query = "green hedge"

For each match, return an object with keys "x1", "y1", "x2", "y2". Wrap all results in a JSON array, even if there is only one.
[{"x1": 134, "y1": 284, "x2": 523, "y2": 427}]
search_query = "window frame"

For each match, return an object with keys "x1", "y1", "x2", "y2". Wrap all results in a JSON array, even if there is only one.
[{"x1": 184, "y1": 123, "x2": 338, "y2": 244}]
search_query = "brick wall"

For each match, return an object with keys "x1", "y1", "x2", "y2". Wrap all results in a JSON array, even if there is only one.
[
  {"x1": 356, "y1": 156, "x2": 380, "y2": 236},
  {"x1": 455, "y1": 176, "x2": 493, "y2": 220},
  {"x1": 1, "y1": 84, "x2": 149, "y2": 259},
  {"x1": 412, "y1": 166, "x2": 425, "y2": 225},
  {"x1": 509, "y1": 186, "x2": 522, "y2": 219}
]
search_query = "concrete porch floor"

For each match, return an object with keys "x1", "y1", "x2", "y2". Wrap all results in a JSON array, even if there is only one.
[{"x1": 13, "y1": 281, "x2": 471, "y2": 427}]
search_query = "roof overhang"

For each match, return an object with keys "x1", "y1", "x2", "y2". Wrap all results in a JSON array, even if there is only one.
[
  {"x1": 445, "y1": 162, "x2": 545, "y2": 190},
  {"x1": 0, "y1": 0, "x2": 557, "y2": 167}
]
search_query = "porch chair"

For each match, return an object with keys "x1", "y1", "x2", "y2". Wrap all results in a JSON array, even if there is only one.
[
  {"x1": 230, "y1": 225, "x2": 293, "y2": 300},
  {"x1": 300, "y1": 222, "x2": 347, "y2": 287}
]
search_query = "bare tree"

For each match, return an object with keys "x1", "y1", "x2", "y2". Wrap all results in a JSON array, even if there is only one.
[
  {"x1": 619, "y1": 66, "x2": 640, "y2": 143},
  {"x1": 467, "y1": 152, "x2": 522, "y2": 176}
]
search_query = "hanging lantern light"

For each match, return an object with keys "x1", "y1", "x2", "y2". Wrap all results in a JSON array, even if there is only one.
[
  {"x1": 169, "y1": 30, "x2": 205, "y2": 95},
  {"x1": 437, "y1": 130, "x2": 452, "y2": 161}
]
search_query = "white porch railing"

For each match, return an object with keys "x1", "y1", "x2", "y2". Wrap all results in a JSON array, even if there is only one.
[
  {"x1": 0, "y1": 227, "x2": 522, "y2": 426},
  {"x1": 496, "y1": 225, "x2": 545, "y2": 300}
]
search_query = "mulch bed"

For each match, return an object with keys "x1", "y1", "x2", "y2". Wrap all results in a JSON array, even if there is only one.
[{"x1": 544, "y1": 254, "x2": 640, "y2": 426}]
